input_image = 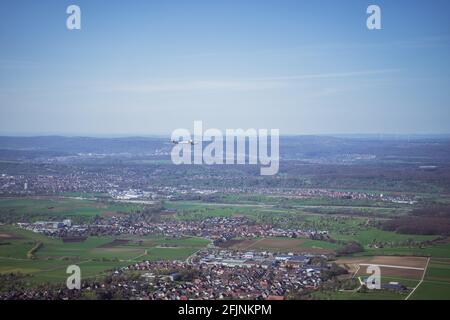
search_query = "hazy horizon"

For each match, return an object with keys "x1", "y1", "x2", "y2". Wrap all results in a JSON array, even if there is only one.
[{"x1": 1, "y1": 132, "x2": 450, "y2": 140}]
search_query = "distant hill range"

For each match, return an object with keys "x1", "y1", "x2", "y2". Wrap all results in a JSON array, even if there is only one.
[{"x1": 0, "y1": 135, "x2": 449, "y2": 164}]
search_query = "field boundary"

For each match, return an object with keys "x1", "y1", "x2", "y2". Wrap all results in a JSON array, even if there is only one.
[
  {"x1": 405, "y1": 257, "x2": 430, "y2": 300},
  {"x1": 358, "y1": 263, "x2": 425, "y2": 271}
]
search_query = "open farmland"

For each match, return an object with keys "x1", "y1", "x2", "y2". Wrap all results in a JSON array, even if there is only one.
[
  {"x1": 333, "y1": 255, "x2": 450, "y2": 300},
  {"x1": 0, "y1": 197, "x2": 142, "y2": 224},
  {"x1": 310, "y1": 290, "x2": 408, "y2": 300},
  {"x1": 219, "y1": 237, "x2": 341, "y2": 254},
  {"x1": 409, "y1": 258, "x2": 450, "y2": 300},
  {"x1": 0, "y1": 225, "x2": 209, "y2": 285},
  {"x1": 336, "y1": 256, "x2": 428, "y2": 281},
  {"x1": 336, "y1": 256, "x2": 429, "y2": 269}
]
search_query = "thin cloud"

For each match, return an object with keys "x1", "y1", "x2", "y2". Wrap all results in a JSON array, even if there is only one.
[{"x1": 111, "y1": 69, "x2": 400, "y2": 93}]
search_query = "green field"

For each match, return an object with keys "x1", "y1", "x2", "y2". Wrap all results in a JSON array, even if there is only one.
[
  {"x1": 0, "y1": 225, "x2": 209, "y2": 286},
  {"x1": 332, "y1": 228, "x2": 438, "y2": 247},
  {"x1": 0, "y1": 197, "x2": 142, "y2": 223},
  {"x1": 310, "y1": 290, "x2": 408, "y2": 300},
  {"x1": 363, "y1": 243, "x2": 450, "y2": 258},
  {"x1": 410, "y1": 281, "x2": 450, "y2": 300},
  {"x1": 409, "y1": 258, "x2": 450, "y2": 300},
  {"x1": 225, "y1": 236, "x2": 342, "y2": 254}
]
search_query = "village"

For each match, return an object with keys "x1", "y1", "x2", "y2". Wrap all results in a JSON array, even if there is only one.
[
  {"x1": 17, "y1": 216, "x2": 329, "y2": 243},
  {"x1": 0, "y1": 247, "x2": 334, "y2": 300},
  {"x1": 116, "y1": 249, "x2": 327, "y2": 300},
  {"x1": 0, "y1": 172, "x2": 417, "y2": 205}
]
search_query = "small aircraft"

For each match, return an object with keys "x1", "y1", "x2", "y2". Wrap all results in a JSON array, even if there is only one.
[{"x1": 171, "y1": 139, "x2": 198, "y2": 145}]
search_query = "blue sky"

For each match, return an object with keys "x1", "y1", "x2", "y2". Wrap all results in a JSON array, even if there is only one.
[{"x1": 0, "y1": 0, "x2": 449, "y2": 135}]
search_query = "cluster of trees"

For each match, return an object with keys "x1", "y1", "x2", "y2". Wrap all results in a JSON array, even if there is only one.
[
  {"x1": 173, "y1": 270, "x2": 201, "y2": 282},
  {"x1": 411, "y1": 205, "x2": 450, "y2": 218},
  {"x1": 336, "y1": 241, "x2": 364, "y2": 256},
  {"x1": 383, "y1": 216, "x2": 450, "y2": 235},
  {"x1": 383, "y1": 205, "x2": 450, "y2": 236},
  {"x1": 320, "y1": 263, "x2": 348, "y2": 281}
]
